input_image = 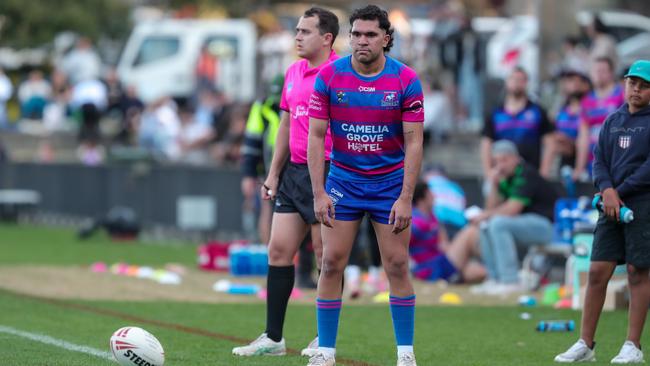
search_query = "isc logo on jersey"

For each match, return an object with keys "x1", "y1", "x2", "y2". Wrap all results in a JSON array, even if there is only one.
[
  {"x1": 358, "y1": 86, "x2": 376, "y2": 92},
  {"x1": 110, "y1": 326, "x2": 165, "y2": 366}
]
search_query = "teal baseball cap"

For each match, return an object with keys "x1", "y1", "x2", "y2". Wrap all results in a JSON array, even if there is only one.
[{"x1": 624, "y1": 60, "x2": 650, "y2": 83}]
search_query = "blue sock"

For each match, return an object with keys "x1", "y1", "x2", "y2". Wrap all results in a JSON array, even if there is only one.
[
  {"x1": 389, "y1": 295, "x2": 415, "y2": 346},
  {"x1": 316, "y1": 298, "x2": 342, "y2": 349}
]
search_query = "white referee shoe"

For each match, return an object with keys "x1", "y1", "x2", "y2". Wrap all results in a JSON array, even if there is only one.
[{"x1": 232, "y1": 333, "x2": 286, "y2": 356}]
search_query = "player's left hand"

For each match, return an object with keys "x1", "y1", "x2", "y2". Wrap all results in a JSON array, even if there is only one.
[{"x1": 390, "y1": 197, "x2": 412, "y2": 234}]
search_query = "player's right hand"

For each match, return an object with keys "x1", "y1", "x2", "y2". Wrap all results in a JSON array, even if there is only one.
[
  {"x1": 261, "y1": 175, "x2": 279, "y2": 200},
  {"x1": 389, "y1": 197, "x2": 412, "y2": 234},
  {"x1": 313, "y1": 191, "x2": 334, "y2": 228}
]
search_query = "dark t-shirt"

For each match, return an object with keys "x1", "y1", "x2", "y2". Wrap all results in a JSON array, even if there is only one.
[
  {"x1": 498, "y1": 163, "x2": 558, "y2": 221},
  {"x1": 211, "y1": 104, "x2": 233, "y2": 143},
  {"x1": 483, "y1": 100, "x2": 554, "y2": 169}
]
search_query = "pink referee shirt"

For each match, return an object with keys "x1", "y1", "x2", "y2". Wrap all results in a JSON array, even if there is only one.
[{"x1": 280, "y1": 50, "x2": 338, "y2": 164}]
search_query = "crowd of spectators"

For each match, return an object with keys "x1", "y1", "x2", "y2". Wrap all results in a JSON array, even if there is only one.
[
  {"x1": 0, "y1": 2, "x2": 636, "y2": 178},
  {"x1": 0, "y1": 36, "x2": 247, "y2": 167}
]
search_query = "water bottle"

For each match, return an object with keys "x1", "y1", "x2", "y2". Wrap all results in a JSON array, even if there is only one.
[
  {"x1": 229, "y1": 244, "x2": 252, "y2": 276},
  {"x1": 592, "y1": 194, "x2": 634, "y2": 223},
  {"x1": 518, "y1": 295, "x2": 537, "y2": 307},
  {"x1": 536, "y1": 320, "x2": 575, "y2": 332},
  {"x1": 228, "y1": 283, "x2": 261, "y2": 295},
  {"x1": 559, "y1": 208, "x2": 573, "y2": 243},
  {"x1": 571, "y1": 208, "x2": 582, "y2": 224},
  {"x1": 213, "y1": 279, "x2": 260, "y2": 295},
  {"x1": 561, "y1": 166, "x2": 576, "y2": 198},
  {"x1": 252, "y1": 245, "x2": 269, "y2": 275},
  {"x1": 241, "y1": 246, "x2": 253, "y2": 275},
  {"x1": 229, "y1": 244, "x2": 242, "y2": 276}
]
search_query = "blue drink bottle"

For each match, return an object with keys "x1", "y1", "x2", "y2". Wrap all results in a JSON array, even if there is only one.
[
  {"x1": 592, "y1": 194, "x2": 634, "y2": 223},
  {"x1": 536, "y1": 320, "x2": 575, "y2": 332}
]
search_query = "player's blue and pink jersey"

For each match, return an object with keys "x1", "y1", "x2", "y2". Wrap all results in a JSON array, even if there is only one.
[
  {"x1": 581, "y1": 85, "x2": 625, "y2": 163},
  {"x1": 409, "y1": 209, "x2": 457, "y2": 281},
  {"x1": 482, "y1": 101, "x2": 553, "y2": 169},
  {"x1": 410, "y1": 209, "x2": 442, "y2": 265},
  {"x1": 308, "y1": 55, "x2": 424, "y2": 182},
  {"x1": 555, "y1": 104, "x2": 580, "y2": 140}
]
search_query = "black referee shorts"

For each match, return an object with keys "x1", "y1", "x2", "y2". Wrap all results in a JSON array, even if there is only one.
[
  {"x1": 274, "y1": 162, "x2": 328, "y2": 225},
  {"x1": 591, "y1": 198, "x2": 650, "y2": 268}
]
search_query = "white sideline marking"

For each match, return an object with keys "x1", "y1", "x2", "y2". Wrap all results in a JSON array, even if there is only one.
[{"x1": 0, "y1": 325, "x2": 114, "y2": 361}]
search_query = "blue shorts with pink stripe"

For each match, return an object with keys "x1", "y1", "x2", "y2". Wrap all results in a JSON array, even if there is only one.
[{"x1": 325, "y1": 170, "x2": 403, "y2": 224}]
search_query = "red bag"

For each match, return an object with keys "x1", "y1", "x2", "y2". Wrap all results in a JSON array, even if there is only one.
[{"x1": 197, "y1": 241, "x2": 237, "y2": 272}]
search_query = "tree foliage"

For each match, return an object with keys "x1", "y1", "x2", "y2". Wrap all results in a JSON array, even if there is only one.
[
  {"x1": 0, "y1": 0, "x2": 130, "y2": 48},
  {"x1": 168, "y1": 0, "x2": 257, "y2": 18}
]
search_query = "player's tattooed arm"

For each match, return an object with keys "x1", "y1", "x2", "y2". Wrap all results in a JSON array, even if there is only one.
[
  {"x1": 400, "y1": 122, "x2": 423, "y2": 202},
  {"x1": 390, "y1": 121, "x2": 423, "y2": 233}
]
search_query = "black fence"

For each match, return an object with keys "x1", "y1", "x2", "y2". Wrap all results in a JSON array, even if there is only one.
[
  {"x1": 0, "y1": 162, "x2": 598, "y2": 234},
  {"x1": 0, "y1": 162, "x2": 244, "y2": 233}
]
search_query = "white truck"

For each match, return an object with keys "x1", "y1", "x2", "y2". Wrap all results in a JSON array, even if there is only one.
[
  {"x1": 485, "y1": 10, "x2": 650, "y2": 89},
  {"x1": 117, "y1": 19, "x2": 257, "y2": 103}
]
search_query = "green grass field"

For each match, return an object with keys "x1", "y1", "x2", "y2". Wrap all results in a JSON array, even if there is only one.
[{"x1": 0, "y1": 224, "x2": 646, "y2": 365}]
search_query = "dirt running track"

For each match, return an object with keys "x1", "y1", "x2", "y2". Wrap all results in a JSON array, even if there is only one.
[{"x1": 0, "y1": 265, "x2": 521, "y2": 305}]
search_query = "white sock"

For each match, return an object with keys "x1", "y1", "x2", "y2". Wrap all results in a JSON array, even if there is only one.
[
  {"x1": 397, "y1": 345, "x2": 414, "y2": 356},
  {"x1": 318, "y1": 347, "x2": 336, "y2": 357}
]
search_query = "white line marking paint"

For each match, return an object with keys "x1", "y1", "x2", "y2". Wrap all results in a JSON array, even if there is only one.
[{"x1": 0, "y1": 324, "x2": 114, "y2": 361}]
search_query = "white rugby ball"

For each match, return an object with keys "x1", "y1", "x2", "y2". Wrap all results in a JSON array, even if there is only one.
[{"x1": 110, "y1": 326, "x2": 165, "y2": 366}]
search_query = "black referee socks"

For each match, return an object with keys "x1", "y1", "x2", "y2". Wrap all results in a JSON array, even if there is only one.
[{"x1": 265, "y1": 265, "x2": 295, "y2": 342}]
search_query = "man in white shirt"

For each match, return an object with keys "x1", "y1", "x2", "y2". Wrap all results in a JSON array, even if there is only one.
[{"x1": 61, "y1": 37, "x2": 102, "y2": 86}]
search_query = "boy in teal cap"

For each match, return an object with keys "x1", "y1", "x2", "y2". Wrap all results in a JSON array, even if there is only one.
[{"x1": 555, "y1": 59, "x2": 650, "y2": 363}]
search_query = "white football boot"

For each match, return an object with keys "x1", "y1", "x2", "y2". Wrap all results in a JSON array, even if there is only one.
[
  {"x1": 307, "y1": 351, "x2": 336, "y2": 366},
  {"x1": 232, "y1": 333, "x2": 286, "y2": 356},
  {"x1": 554, "y1": 339, "x2": 596, "y2": 362},
  {"x1": 301, "y1": 336, "x2": 319, "y2": 357},
  {"x1": 397, "y1": 351, "x2": 417, "y2": 366},
  {"x1": 611, "y1": 341, "x2": 644, "y2": 364}
]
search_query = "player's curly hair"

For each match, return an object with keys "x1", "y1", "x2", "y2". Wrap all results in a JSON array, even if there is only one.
[{"x1": 349, "y1": 5, "x2": 394, "y2": 53}]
